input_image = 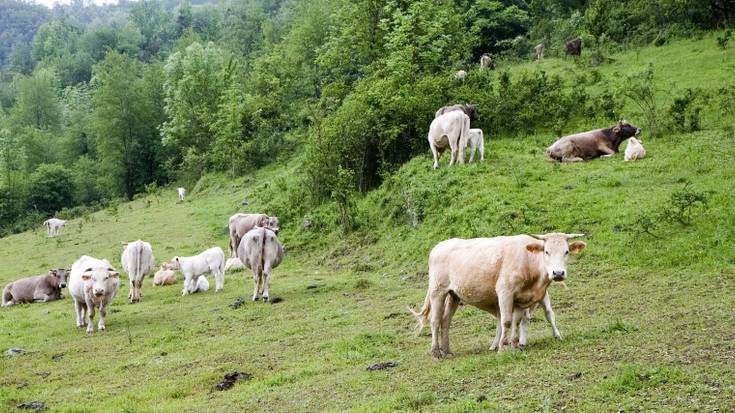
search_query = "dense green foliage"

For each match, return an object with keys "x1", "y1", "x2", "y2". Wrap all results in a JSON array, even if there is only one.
[{"x1": 0, "y1": 0, "x2": 733, "y2": 237}]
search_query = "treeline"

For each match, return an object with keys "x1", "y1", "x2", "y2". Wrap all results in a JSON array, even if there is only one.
[{"x1": 0, "y1": 0, "x2": 733, "y2": 236}]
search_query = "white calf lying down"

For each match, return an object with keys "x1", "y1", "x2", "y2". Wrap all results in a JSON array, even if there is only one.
[
  {"x1": 624, "y1": 137, "x2": 646, "y2": 161},
  {"x1": 69, "y1": 256, "x2": 120, "y2": 334},
  {"x1": 237, "y1": 227, "x2": 284, "y2": 301},
  {"x1": 225, "y1": 257, "x2": 245, "y2": 271},
  {"x1": 170, "y1": 247, "x2": 225, "y2": 295},
  {"x1": 468, "y1": 128, "x2": 485, "y2": 162},
  {"x1": 189, "y1": 275, "x2": 209, "y2": 293},
  {"x1": 121, "y1": 240, "x2": 154, "y2": 303}
]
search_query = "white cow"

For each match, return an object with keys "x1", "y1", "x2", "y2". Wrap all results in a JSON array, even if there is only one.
[
  {"x1": 410, "y1": 233, "x2": 585, "y2": 359},
  {"x1": 624, "y1": 137, "x2": 646, "y2": 161},
  {"x1": 468, "y1": 128, "x2": 485, "y2": 162},
  {"x1": 454, "y1": 70, "x2": 466, "y2": 81},
  {"x1": 68, "y1": 256, "x2": 120, "y2": 334},
  {"x1": 225, "y1": 257, "x2": 245, "y2": 272},
  {"x1": 534, "y1": 43, "x2": 545, "y2": 60},
  {"x1": 177, "y1": 187, "x2": 186, "y2": 202},
  {"x1": 237, "y1": 227, "x2": 284, "y2": 302},
  {"x1": 428, "y1": 111, "x2": 471, "y2": 169},
  {"x1": 169, "y1": 247, "x2": 225, "y2": 295},
  {"x1": 43, "y1": 218, "x2": 66, "y2": 237},
  {"x1": 121, "y1": 240, "x2": 154, "y2": 303}
]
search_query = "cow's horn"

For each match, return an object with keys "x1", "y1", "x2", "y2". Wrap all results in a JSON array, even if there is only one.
[
  {"x1": 529, "y1": 234, "x2": 548, "y2": 240},
  {"x1": 564, "y1": 233, "x2": 585, "y2": 239}
]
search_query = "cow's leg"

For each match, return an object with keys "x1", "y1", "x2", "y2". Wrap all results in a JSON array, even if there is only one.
[
  {"x1": 182, "y1": 274, "x2": 192, "y2": 296},
  {"x1": 213, "y1": 268, "x2": 224, "y2": 292},
  {"x1": 85, "y1": 299, "x2": 95, "y2": 333},
  {"x1": 440, "y1": 293, "x2": 460, "y2": 357},
  {"x1": 262, "y1": 263, "x2": 273, "y2": 302},
  {"x1": 429, "y1": 289, "x2": 448, "y2": 361},
  {"x1": 33, "y1": 292, "x2": 51, "y2": 302},
  {"x1": 429, "y1": 142, "x2": 441, "y2": 169},
  {"x1": 479, "y1": 137, "x2": 485, "y2": 161},
  {"x1": 128, "y1": 279, "x2": 134, "y2": 301},
  {"x1": 511, "y1": 308, "x2": 523, "y2": 348},
  {"x1": 518, "y1": 308, "x2": 531, "y2": 349},
  {"x1": 497, "y1": 292, "x2": 514, "y2": 351},
  {"x1": 562, "y1": 156, "x2": 584, "y2": 162},
  {"x1": 74, "y1": 299, "x2": 85, "y2": 327},
  {"x1": 251, "y1": 269, "x2": 261, "y2": 301},
  {"x1": 541, "y1": 292, "x2": 561, "y2": 340},
  {"x1": 490, "y1": 318, "x2": 502, "y2": 351},
  {"x1": 469, "y1": 144, "x2": 476, "y2": 162},
  {"x1": 98, "y1": 304, "x2": 107, "y2": 331}
]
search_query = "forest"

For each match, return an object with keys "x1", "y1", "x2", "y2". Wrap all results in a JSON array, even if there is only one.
[{"x1": 0, "y1": 0, "x2": 733, "y2": 236}]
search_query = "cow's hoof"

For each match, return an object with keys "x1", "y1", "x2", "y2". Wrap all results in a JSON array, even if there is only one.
[
  {"x1": 431, "y1": 349, "x2": 444, "y2": 361},
  {"x1": 98, "y1": 325, "x2": 105, "y2": 331},
  {"x1": 262, "y1": 296, "x2": 269, "y2": 302},
  {"x1": 517, "y1": 344, "x2": 526, "y2": 352},
  {"x1": 443, "y1": 350, "x2": 454, "y2": 358},
  {"x1": 86, "y1": 327, "x2": 94, "y2": 334}
]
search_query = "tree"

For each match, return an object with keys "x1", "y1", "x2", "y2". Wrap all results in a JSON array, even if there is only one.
[
  {"x1": 12, "y1": 68, "x2": 61, "y2": 131},
  {"x1": 27, "y1": 163, "x2": 74, "y2": 213}
]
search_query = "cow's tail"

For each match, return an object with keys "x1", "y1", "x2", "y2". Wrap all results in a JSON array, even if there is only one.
[
  {"x1": 259, "y1": 228, "x2": 267, "y2": 275},
  {"x1": 407, "y1": 291, "x2": 431, "y2": 336},
  {"x1": 2, "y1": 283, "x2": 12, "y2": 306},
  {"x1": 229, "y1": 226, "x2": 239, "y2": 258}
]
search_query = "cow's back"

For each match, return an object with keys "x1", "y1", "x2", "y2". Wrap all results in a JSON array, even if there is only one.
[{"x1": 429, "y1": 111, "x2": 467, "y2": 148}]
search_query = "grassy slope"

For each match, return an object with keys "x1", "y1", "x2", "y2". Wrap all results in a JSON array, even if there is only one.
[{"x1": 1, "y1": 34, "x2": 735, "y2": 412}]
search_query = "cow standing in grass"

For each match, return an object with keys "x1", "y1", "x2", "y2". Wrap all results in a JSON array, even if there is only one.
[
  {"x1": 428, "y1": 111, "x2": 471, "y2": 169},
  {"x1": 410, "y1": 233, "x2": 585, "y2": 359},
  {"x1": 170, "y1": 247, "x2": 225, "y2": 295},
  {"x1": 228, "y1": 213, "x2": 280, "y2": 258},
  {"x1": 43, "y1": 218, "x2": 66, "y2": 237},
  {"x1": 238, "y1": 227, "x2": 283, "y2": 302},
  {"x1": 121, "y1": 240, "x2": 154, "y2": 303},
  {"x1": 69, "y1": 256, "x2": 120, "y2": 334}
]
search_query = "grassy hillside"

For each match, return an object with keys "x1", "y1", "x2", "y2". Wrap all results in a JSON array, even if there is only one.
[{"x1": 2, "y1": 35, "x2": 735, "y2": 412}]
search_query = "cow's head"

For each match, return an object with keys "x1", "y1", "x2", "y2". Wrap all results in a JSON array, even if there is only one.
[
  {"x1": 81, "y1": 266, "x2": 119, "y2": 297},
  {"x1": 50, "y1": 268, "x2": 70, "y2": 289},
  {"x1": 613, "y1": 120, "x2": 641, "y2": 139},
  {"x1": 160, "y1": 262, "x2": 171, "y2": 271},
  {"x1": 168, "y1": 257, "x2": 181, "y2": 270},
  {"x1": 266, "y1": 216, "x2": 280, "y2": 235},
  {"x1": 629, "y1": 137, "x2": 642, "y2": 145},
  {"x1": 526, "y1": 233, "x2": 586, "y2": 282},
  {"x1": 464, "y1": 104, "x2": 480, "y2": 121}
]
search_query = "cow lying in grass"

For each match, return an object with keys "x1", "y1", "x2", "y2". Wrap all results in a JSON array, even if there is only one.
[
  {"x1": 546, "y1": 120, "x2": 641, "y2": 162},
  {"x1": 410, "y1": 233, "x2": 585, "y2": 360},
  {"x1": 2, "y1": 269, "x2": 70, "y2": 307}
]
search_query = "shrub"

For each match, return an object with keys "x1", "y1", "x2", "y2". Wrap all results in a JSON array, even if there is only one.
[{"x1": 27, "y1": 163, "x2": 74, "y2": 214}]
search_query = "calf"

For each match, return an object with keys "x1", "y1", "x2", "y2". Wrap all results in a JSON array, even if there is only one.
[
  {"x1": 2, "y1": 269, "x2": 70, "y2": 307},
  {"x1": 225, "y1": 257, "x2": 245, "y2": 272},
  {"x1": 624, "y1": 137, "x2": 646, "y2": 161},
  {"x1": 121, "y1": 240, "x2": 154, "y2": 302},
  {"x1": 410, "y1": 233, "x2": 585, "y2": 359},
  {"x1": 177, "y1": 187, "x2": 185, "y2": 202},
  {"x1": 454, "y1": 70, "x2": 466, "y2": 81},
  {"x1": 69, "y1": 256, "x2": 120, "y2": 333},
  {"x1": 428, "y1": 111, "x2": 471, "y2": 169},
  {"x1": 170, "y1": 247, "x2": 225, "y2": 295},
  {"x1": 237, "y1": 227, "x2": 284, "y2": 302},
  {"x1": 43, "y1": 218, "x2": 66, "y2": 237},
  {"x1": 468, "y1": 128, "x2": 485, "y2": 162},
  {"x1": 547, "y1": 120, "x2": 641, "y2": 162},
  {"x1": 153, "y1": 262, "x2": 176, "y2": 286}
]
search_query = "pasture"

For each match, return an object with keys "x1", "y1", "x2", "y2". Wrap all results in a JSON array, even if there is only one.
[{"x1": 2, "y1": 34, "x2": 735, "y2": 412}]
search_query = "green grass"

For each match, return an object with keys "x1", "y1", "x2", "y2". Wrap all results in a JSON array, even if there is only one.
[{"x1": 2, "y1": 34, "x2": 735, "y2": 412}]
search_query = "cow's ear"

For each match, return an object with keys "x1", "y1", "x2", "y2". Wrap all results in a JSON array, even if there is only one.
[
  {"x1": 613, "y1": 126, "x2": 621, "y2": 134},
  {"x1": 49, "y1": 269, "x2": 57, "y2": 275},
  {"x1": 526, "y1": 242, "x2": 544, "y2": 253},
  {"x1": 569, "y1": 241, "x2": 586, "y2": 254},
  {"x1": 108, "y1": 270, "x2": 119, "y2": 278}
]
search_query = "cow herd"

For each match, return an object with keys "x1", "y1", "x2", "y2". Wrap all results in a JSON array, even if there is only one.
[{"x1": 2, "y1": 208, "x2": 283, "y2": 336}]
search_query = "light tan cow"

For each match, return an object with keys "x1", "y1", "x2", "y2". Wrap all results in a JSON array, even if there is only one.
[
  {"x1": 427, "y1": 111, "x2": 471, "y2": 169},
  {"x1": 228, "y1": 213, "x2": 280, "y2": 257},
  {"x1": 153, "y1": 262, "x2": 176, "y2": 286},
  {"x1": 624, "y1": 137, "x2": 646, "y2": 161},
  {"x1": 410, "y1": 233, "x2": 585, "y2": 360}
]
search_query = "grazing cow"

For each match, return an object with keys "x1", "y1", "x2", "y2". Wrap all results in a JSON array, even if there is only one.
[
  {"x1": 454, "y1": 70, "x2": 467, "y2": 81},
  {"x1": 69, "y1": 256, "x2": 120, "y2": 333},
  {"x1": 410, "y1": 233, "x2": 585, "y2": 359},
  {"x1": 225, "y1": 257, "x2": 245, "y2": 272},
  {"x1": 43, "y1": 218, "x2": 66, "y2": 237},
  {"x1": 153, "y1": 263, "x2": 176, "y2": 286},
  {"x1": 228, "y1": 213, "x2": 280, "y2": 257},
  {"x1": 2, "y1": 269, "x2": 70, "y2": 307},
  {"x1": 169, "y1": 247, "x2": 225, "y2": 295},
  {"x1": 566, "y1": 37, "x2": 582, "y2": 56},
  {"x1": 546, "y1": 120, "x2": 641, "y2": 162},
  {"x1": 120, "y1": 240, "x2": 154, "y2": 303},
  {"x1": 480, "y1": 54, "x2": 496, "y2": 70},
  {"x1": 435, "y1": 104, "x2": 479, "y2": 122},
  {"x1": 624, "y1": 137, "x2": 646, "y2": 161},
  {"x1": 468, "y1": 128, "x2": 485, "y2": 162},
  {"x1": 428, "y1": 111, "x2": 471, "y2": 169},
  {"x1": 534, "y1": 43, "x2": 545, "y2": 60},
  {"x1": 177, "y1": 187, "x2": 186, "y2": 202},
  {"x1": 237, "y1": 227, "x2": 284, "y2": 302}
]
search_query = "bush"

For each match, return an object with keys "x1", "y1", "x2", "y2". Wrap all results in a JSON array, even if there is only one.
[{"x1": 27, "y1": 163, "x2": 74, "y2": 214}]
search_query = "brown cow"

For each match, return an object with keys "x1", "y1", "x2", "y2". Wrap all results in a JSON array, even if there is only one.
[
  {"x1": 546, "y1": 120, "x2": 641, "y2": 162},
  {"x1": 410, "y1": 233, "x2": 586, "y2": 359},
  {"x1": 2, "y1": 269, "x2": 70, "y2": 306},
  {"x1": 434, "y1": 104, "x2": 479, "y2": 122},
  {"x1": 480, "y1": 54, "x2": 496, "y2": 70},
  {"x1": 566, "y1": 37, "x2": 582, "y2": 56}
]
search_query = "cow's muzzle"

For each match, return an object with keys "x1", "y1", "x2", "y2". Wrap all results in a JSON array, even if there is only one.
[
  {"x1": 635, "y1": 128, "x2": 641, "y2": 135},
  {"x1": 552, "y1": 270, "x2": 566, "y2": 281},
  {"x1": 60, "y1": 283, "x2": 66, "y2": 288},
  {"x1": 93, "y1": 290, "x2": 104, "y2": 297}
]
